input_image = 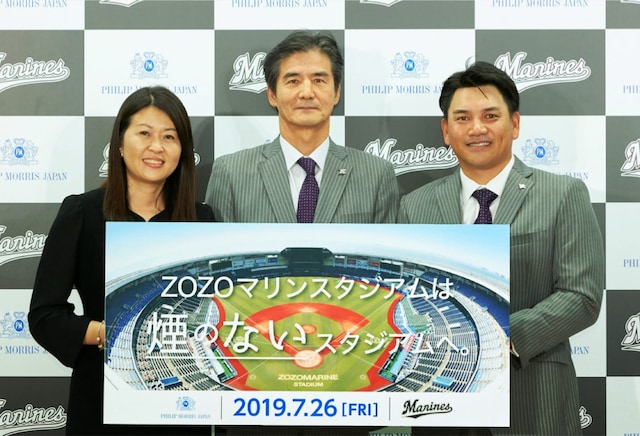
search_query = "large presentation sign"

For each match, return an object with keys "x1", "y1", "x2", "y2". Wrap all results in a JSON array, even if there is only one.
[{"x1": 104, "y1": 223, "x2": 510, "y2": 427}]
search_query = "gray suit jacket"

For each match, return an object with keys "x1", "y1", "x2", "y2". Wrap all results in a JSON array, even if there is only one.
[
  {"x1": 206, "y1": 137, "x2": 399, "y2": 223},
  {"x1": 399, "y1": 157, "x2": 604, "y2": 435}
]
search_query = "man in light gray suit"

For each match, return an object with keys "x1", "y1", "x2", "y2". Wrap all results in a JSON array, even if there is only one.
[
  {"x1": 207, "y1": 30, "x2": 399, "y2": 436},
  {"x1": 205, "y1": 30, "x2": 399, "y2": 224},
  {"x1": 400, "y1": 62, "x2": 604, "y2": 435}
]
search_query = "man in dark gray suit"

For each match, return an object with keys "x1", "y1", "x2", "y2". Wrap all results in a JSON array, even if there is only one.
[
  {"x1": 400, "y1": 62, "x2": 604, "y2": 435},
  {"x1": 206, "y1": 30, "x2": 399, "y2": 224}
]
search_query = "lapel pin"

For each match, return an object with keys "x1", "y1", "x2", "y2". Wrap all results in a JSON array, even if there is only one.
[
  {"x1": 518, "y1": 183, "x2": 526, "y2": 190},
  {"x1": 338, "y1": 168, "x2": 347, "y2": 175}
]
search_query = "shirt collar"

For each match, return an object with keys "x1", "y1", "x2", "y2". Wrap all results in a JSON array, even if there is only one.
[
  {"x1": 280, "y1": 136, "x2": 330, "y2": 172},
  {"x1": 460, "y1": 155, "x2": 515, "y2": 200}
]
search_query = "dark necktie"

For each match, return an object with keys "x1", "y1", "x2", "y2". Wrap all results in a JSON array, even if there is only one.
[
  {"x1": 297, "y1": 157, "x2": 319, "y2": 223},
  {"x1": 472, "y1": 188, "x2": 498, "y2": 224}
]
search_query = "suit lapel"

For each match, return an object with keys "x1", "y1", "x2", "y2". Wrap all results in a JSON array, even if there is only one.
[
  {"x1": 438, "y1": 173, "x2": 464, "y2": 224},
  {"x1": 494, "y1": 157, "x2": 535, "y2": 225},
  {"x1": 314, "y1": 142, "x2": 350, "y2": 223},
  {"x1": 257, "y1": 139, "x2": 297, "y2": 223}
]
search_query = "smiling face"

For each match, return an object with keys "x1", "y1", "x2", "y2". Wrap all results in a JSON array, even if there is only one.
[
  {"x1": 442, "y1": 85, "x2": 520, "y2": 185},
  {"x1": 267, "y1": 49, "x2": 341, "y2": 144},
  {"x1": 120, "y1": 105, "x2": 182, "y2": 191}
]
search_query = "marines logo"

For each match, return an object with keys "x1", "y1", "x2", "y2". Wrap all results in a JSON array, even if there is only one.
[
  {"x1": 229, "y1": 52, "x2": 267, "y2": 94},
  {"x1": 578, "y1": 405, "x2": 592, "y2": 429},
  {"x1": 360, "y1": 0, "x2": 403, "y2": 6},
  {"x1": 495, "y1": 51, "x2": 591, "y2": 92},
  {"x1": 0, "y1": 52, "x2": 70, "y2": 94},
  {"x1": 621, "y1": 312, "x2": 640, "y2": 352},
  {"x1": 621, "y1": 139, "x2": 640, "y2": 178},
  {"x1": 99, "y1": 0, "x2": 144, "y2": 7}
]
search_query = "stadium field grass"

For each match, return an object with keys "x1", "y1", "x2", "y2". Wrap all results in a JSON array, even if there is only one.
[{"x1": 214, "y1": 276, "x2": 402, "y2": 391}]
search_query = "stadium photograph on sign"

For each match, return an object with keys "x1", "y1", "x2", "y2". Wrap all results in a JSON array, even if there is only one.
[{"x1": 103, "y1": 223, "x2": 510, "y2": 426}]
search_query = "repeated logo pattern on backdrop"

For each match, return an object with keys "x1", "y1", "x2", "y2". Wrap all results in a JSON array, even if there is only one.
[{"x1": 0, "y1": 1, "x2": 639, "y2": 435}]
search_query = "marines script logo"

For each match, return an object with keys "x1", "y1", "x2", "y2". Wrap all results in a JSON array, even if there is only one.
[
  {"x1": 621, "y1": 312, "x2": 640, "y2": 352},
  {"x1": 0, "y1": 52, "x2": 70, "y2": 94},
  {"x1": 620, "y1": 138, "x2": 640, "y2": 177},
  {"x1": 99, "y1": 144, "x2": 110, "y2": 178},
  {"x1": 0, "y1": 225, "x2": 46, "y2": 268},
  {"x1": 579, "y1": 405, "x2": 592, "y2": 429},
  {"x1": 0, "y1": 399, "x2": 66, "y2": 436},
  {"x1": 229, "y1": 52, "x2": 267, "y2": 93},
  {"x1": 401, "y1": 399, "x2": 453, "y2": 419},
  {"x1": 360, "y1": 0, "x2": 403, "y2": 6},
  {"x1": 494, "y1": 51, "x2": 591, "y2": 92},
  {"x1": 99, "y1": 0, "x2": 144, "y2": 6},
  {"x1": 364, "y1": 138, "x2": 458, "y2": 175}
]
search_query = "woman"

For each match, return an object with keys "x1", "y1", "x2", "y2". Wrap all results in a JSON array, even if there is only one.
[{"x1": 28, "y1": 86, "x2": 214, "y2": 435}]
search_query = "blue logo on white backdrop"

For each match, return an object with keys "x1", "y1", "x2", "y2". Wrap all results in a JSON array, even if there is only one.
[
  {"x1": 362, "y1": 52, "x2": 438, "y2": 95},
  {"x1": 521, "y1": 138, "x2": 559, "y2": 166},
  {"x1": 105, "y1": 54, "x2": 195, "y2": 97},
  {"x1": 0, "y1": 312, "x2": 32, "y2": 339},
  {"x1": 521, "y1": 137, "x2": 590, "y2": 181},
  {"x1": 131, "y1": 52, "x2": 168, "y2": 79},
  {"x1": 0, "y1": 139, "x2": 67, "y2": 182},
  {"x1": 176, "y1": 396, "x2": 195, "y2": 411},
  {"x1": 1, "y1": 0, "x2": 69, "y2": 8},
  {"x1": 571, "y1": 345, "x2": 590, "y2": 355},
  {"x1": 1, "y1": 139, "x2": 38, "y2": 166},
  {"x1": 391, "y1": 52, "x2": 429, "y2": 79}
]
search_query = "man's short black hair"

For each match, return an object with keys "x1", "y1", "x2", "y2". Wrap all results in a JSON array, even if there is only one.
[{"x1": 439, "y1": 61, "x2": 520, "y2": 119}]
